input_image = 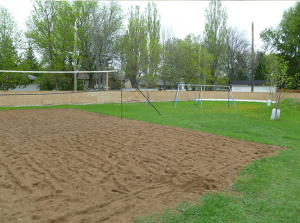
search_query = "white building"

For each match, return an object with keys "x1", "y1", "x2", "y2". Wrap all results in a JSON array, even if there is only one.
[
  {"x1": 230, "y1": 80, "x2": 276, "y2": 93},
  {"x1": 9, "y1": 75, "x2": 39, "y2": 91}
]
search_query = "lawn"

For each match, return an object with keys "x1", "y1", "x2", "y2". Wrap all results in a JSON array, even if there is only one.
[{"x1": 1, "y1": 98, "x2": 299, "y2": 222}]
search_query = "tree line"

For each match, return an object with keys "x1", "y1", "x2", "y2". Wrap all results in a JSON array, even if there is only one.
[{"x1": 0, "y1": 0, "x2": 299, "y2": 91}]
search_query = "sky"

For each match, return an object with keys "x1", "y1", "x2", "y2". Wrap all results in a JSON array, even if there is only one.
[{"x1": 0, "y1": 0, "x2": 297, "y2": 51}]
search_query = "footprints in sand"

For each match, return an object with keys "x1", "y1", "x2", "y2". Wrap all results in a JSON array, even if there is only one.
[{"x1": 0, "y1": 109, "x2": 283, "y2": 223}]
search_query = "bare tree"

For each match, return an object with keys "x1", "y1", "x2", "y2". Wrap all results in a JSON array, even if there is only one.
[
  {"x1": 160, "y1": 26, "x2": 173, "y2": 90},
  {"x1": 83, "y1": 1, "x2": 123, "y2": 90},
  {"x1": 226, "y1": 26, "x2": 250, "y2": 83}
]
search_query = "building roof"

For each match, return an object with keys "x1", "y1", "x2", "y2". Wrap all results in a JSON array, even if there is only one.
[
  {"x1": 28, "y1": 75, "x2": 37, "y2": 80},
  {"x1": 231, "y1": 80, "x2": 267, "y2": 86},
  {"x1": 77, "y1": 74, "x2": 89, "y2": 79}
]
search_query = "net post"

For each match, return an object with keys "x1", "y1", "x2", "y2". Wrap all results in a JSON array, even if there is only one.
[
  {"x1": 74, "y1": 21, "x2": 77, "y2": 92},
  {"x1": 106, "y1": 72, "x2": 108, "y2": 91}
]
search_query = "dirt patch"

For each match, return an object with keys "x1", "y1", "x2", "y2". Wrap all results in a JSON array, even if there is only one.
[{"x1": 0, "y1": 109, "x2": 283, "y2": 223}]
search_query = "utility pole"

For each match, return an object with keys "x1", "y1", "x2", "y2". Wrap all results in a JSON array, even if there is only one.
[
  {"x1": 251, "y1": 22, "x2": 254, "y2": 92},
  {"x1": 74, "y1": 21, "x2": 77, "y2": 92},
  {"x1": 204, "y1": 40, "x2": 207, "y2": 90}
]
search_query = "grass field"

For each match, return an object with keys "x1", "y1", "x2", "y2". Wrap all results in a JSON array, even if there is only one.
[{"x1": 1, "y1": 98, "x2": 299, "y2": 222}]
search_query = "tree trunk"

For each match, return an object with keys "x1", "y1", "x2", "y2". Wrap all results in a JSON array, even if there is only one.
[
  {"x1": 5, "y1": 74, "x2": 9, "y2": 91},
  {"x1": 55, "y1": 75, "x2": 58, "y2": 90}
]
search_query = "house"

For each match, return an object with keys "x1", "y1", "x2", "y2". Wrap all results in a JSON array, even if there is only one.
[
  {"x1": 116, "y1": 76, "x2": 132, "y2": 89},
  {"x1": 77, "y1": 73, "x2": 132, "y2": 90},
  {"x1": 78, "y1": 73, "x2": 110, "y2": 90},
  {"x1": 9, "y1": 75, "x2": 39, "y2": 91},
  {"x1": 77, "y1": 73, "x2": 96, "y2": 89},
  {"x1": 138, "y1": 79, "x2": 174, "y2": 90},
  {"x1": 230, "y1": 80, "x2": 276, "y2": 93}
]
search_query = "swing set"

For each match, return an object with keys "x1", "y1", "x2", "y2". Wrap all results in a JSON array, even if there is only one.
[{"x1": 172, "y1": 84, "x2": 237, "y2": 109}]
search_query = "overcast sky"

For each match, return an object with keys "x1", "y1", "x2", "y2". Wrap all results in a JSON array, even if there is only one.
[{"x1": 0, "y1": 0, "x2": 297, "y2": 51}]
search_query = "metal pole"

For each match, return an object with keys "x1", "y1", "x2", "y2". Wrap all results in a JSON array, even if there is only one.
[
  {"x1": 172, "y1": 85, "x2": 179, "y2": 106},
  {"x1": 126, "y1": 75, "x2": 161, "y2": 115},
  {"x1": 121, "y1": 74, "x2": 122, "y2": 120},
  {"x1": 230, "y1": 88, "x2": 237, "y2": 109},
  {"x1": 251, "y1": 22, "x2": 254, "y2": 92},
  {"x1": 204, "y1": 40, "x2": 207, "y2": 91},
  {"x1": 199, "y1": 44, "x2": 201, "y2": 84}
]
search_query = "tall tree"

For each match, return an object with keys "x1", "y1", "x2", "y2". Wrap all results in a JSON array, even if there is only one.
[
  {"x1": 260, "y1": 1, "x2": 300, "y2": 89},
  {"x1": 160, "y1": 27, "x2": 173, "y2": 90},
  {"x1": 254, "y1": 51, "x2": 267, "y2": 80},
  {"x1": 94, "y1": 1, "x2": 123, "y2": 90},
  {"x1": 120, "y1": 3, "x2": 161, "y2": 90},
  {"x1": 120, "y1": 5, "x2": 148, "y2": 87},
  {"x1": 226, "y1": 26, "x2": 250, "y2": 84},
  {"x1": 167, "y1": 37, "x2": 185, "y2": 86},
  {"x1": 26, "y1": 1, "x2": 56, "y2": 70},
  {"x1": 143, "y1": 2, "x2": 161, "y2": 89},
  {"x1": 77, "y1": 1, "x2": 123, "y2": 90},
  {"x1": 235, "y1": 67, "x2": 244, "y2": 80},
  {"x1": 26, "y1": 0, "x2": 76, "y2": 90},
  {"x1": 19, "y1": 44, "x2": 40, "y2": 77},
  {"x1": 73, "y1": 0, "x2": 99, "y2": 88},
  {"x1": 181, "y1": 34, "x2": 200, "y2": 88},
  {"x1": 203, "y1": 0, "x2": 228, "y2": 85},
  {"x1": 0, "y1": 6, "x2": 28, "y2": 90}
]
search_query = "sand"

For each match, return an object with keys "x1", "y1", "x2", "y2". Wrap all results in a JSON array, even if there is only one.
[{"x1": 0, "y1": 109, "x2": 283, "y2": 223}]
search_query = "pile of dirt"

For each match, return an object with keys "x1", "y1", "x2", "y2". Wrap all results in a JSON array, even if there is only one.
[{"x1": 0, "y1": 109, "x2": 283, "y2": 223}]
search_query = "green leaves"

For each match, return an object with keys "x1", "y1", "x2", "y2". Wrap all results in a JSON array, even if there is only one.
[
  {"x1": 120, "y1": 3, "x2": 161, "y2": 88},
  {"x1": 204, "y1": 0, "x2": 228, "y2": 85},
  {"x1": 0, "y1": 6, "x2": 29, "y2": 90},
  {"x1": 260, "y1": 1, "x2": 300, "y2": 89}
]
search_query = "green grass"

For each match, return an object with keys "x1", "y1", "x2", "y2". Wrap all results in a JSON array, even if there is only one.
[{"x1": 1, "y1": 98, "x2": 300, "y2": 222}]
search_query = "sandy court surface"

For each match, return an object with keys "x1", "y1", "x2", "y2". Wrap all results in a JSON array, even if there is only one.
[{"x1": 0, "y1": 109, "x2": 283, "y2": 223}]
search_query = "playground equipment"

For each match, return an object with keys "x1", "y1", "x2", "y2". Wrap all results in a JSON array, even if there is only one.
[{"x1": 172, "y1": 84, "x2": 236, "y2": 109}]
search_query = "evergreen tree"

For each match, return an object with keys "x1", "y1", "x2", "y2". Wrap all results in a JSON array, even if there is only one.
[
  {"x1": 21, "y1": 45, "x2": 39, "y2": 72},
  {"x1": 235, "y1": 67, "x2": 244, "y2": 80},
  {"x1": 254, "y1": 52, "x2": 267, "y2": 80}
]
